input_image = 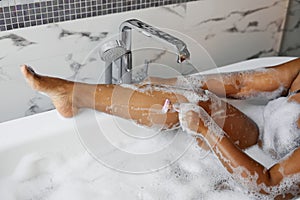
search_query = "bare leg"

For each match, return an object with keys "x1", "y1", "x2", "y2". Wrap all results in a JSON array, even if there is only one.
[
  {"x1": 147, "y1": 58, "x2": 300, "y2": 98},
  {"x1": 21, "y1": 65, "x2": 188, "y2": 128},
  {"x1": 21, "y1": 65, "x2": 259, "y2": 149},
  {"x1": 196, "y1": 91, "x2": 259, "y2": 149},
  {"x1": 21, "y1": 65, "x2": 77, "y2": 117}
]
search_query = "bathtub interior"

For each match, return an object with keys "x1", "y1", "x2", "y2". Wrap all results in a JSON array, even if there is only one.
[{"x1": 0, "y1": 57, "x2": 298, "y2": 200}]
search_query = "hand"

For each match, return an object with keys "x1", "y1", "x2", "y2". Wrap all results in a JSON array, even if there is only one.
[
  {"x1": 178, "y1": 103, "x2": 225, "y2": 150},
  {"x1": 178, "y1": 103, "x2": 208, "y2": 137},
  {"x1": 178, "y1": 103, "x2": 210, "y2": 150}
]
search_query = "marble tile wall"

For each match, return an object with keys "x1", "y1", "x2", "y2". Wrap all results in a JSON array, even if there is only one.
[
  {"x1": 280, "y1": 0, "x2": 300, "y2": 56},
  {"x1": 0, "y1": 0, "x2": 290, "y2": 122},
  {"x1": 185, "y1": 0, "x2": 290, "y2": 65}
]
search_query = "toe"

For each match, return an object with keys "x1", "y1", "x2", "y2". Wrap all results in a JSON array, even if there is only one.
[
  {"x1": 20, "y1": 65, "x2": 28, "y2": 76},
  {"x1": 25, "y1": 66, "x2": 36, "y2": 75},
  {"x1": 21, "y1": 65, "x2": 41, "y2": 90},
  {"x1": 21, "y1": 65, "x2": 35, "y2": 79}
]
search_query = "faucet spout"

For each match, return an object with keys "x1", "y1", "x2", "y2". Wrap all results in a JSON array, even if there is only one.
[
  {"x1": 177, "y1": 48, "x2": 190, "y2": 63},
  {"x1": 120, "y1": 19, "x2": 190, "y2": 63},
  {"x1": 106, "y1": 19, "x2": 190, "y2": 83}
]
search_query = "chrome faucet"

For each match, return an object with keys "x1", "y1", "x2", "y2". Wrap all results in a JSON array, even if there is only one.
[{"x1": 100, "y1": 19, "x2": 191, "y2": 84}]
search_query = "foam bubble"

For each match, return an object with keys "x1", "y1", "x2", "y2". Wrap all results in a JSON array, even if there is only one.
[
  {"x1": 176, "y1": 74, "x2": 205, "y2": 89},
  {"x1": 120, "y1": 83, "x2": 209, "y2": 103},
  {"x1": 230, "y1": 165, "x2": 300, "y2": 199},
  {"x1": 178, "y1": 103, "x2": 225, "y2": 140},
  {"x1": 262, "y1": 97, "x2": 300, "y2": 160},
  {"x1": 1, "y1": 90, "x2": 300, "y2": 199},
  {"x1": 241, "y1": 85, "x2": 286, "y2": 101},
  {"x1": 0, "y1": 142, "x2": 261, "y2": 200}
]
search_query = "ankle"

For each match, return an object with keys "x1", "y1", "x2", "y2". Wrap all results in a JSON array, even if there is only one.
[{"x1": 72, "y1": 83, "x2": 95, "y2": 109}]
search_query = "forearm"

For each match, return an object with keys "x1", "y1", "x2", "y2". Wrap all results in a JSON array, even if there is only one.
[
  {"x1": 197, "y1": 119, "x2": 275, "y2": 190},
  {"x1": 209, "y1": 134, "x2": 274, "y2": 188},
  {"x1": 181, "y1": 106, "x2": 282, "y2": 195},
  {"x1": 210, "y1": 133, "x2": 300, "y2": 199}
]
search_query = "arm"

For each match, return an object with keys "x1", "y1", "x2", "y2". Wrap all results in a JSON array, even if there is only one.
[
  {"x1": 148, "y1": 58, "x2": 300, "y2": 99},
  {"x1": 179, "y1": 104, "x2": 300, "y2": 199}
]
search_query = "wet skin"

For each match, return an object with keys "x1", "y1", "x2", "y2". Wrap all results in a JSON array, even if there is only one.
[{"x1": 21, "y1": 58, "x2": 300, "y2": 199}]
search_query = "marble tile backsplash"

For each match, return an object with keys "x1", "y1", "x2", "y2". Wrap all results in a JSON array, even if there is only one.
[
  {"x1": 280, "y1": 0, "x2": 300, "y2": 56},
  {"x1": 0, "y1": 0, "x2": 291, "y2": 122}
]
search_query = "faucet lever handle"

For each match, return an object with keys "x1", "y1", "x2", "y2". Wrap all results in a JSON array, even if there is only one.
[{"x1": 120, "y1": 19, "x2": 190, "y2": 63}]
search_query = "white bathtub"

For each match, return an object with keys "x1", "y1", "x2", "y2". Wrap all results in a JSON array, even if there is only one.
[{"x1": 0, "y1": 57, "x2": 297, "y2": 200}]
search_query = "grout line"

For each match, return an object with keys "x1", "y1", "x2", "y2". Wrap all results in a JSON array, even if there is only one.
[{"x1": 0, "y1": 0, "x2": 199, "y2": 32}]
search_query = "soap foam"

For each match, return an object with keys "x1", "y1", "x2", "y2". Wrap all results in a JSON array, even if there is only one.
[
  {"x1": 120, "y1": 83, "x2": 209, "y2": 104},
  {"x1": 176, "y1": 74, "x2": 205, "y2": 89},
  {"x1": 1, "y1": 89, "x2": 300, "y2": 199},
  {"x1": 230, "y1": 165, "x2": 300, "y2": 199},
  {"x1": 178, "y1": 103, "x2": 225, "y2": 140},
  {"x1": 1, "y1": 133, "x2": 297, "y2": 199},
  {"x1": 238, "y1": 86, "x2": 286, "y2": 102},
  {"x1": 0, "y1": 140, "x2": 258, "y2": 200},
  {"x1": 262, "y1": 97, "x2": 300, "y2": 160},
  {"x1": 177, "y1": 69, "x2": 286, "y2": 101},
  {"x1": 177, "y1": 99, "x2": 300, "y2": 199}
]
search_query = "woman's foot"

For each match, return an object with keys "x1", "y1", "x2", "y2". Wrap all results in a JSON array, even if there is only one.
[{"x1": 21, "y1": 65, "x2": 77, "y2": 117}]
